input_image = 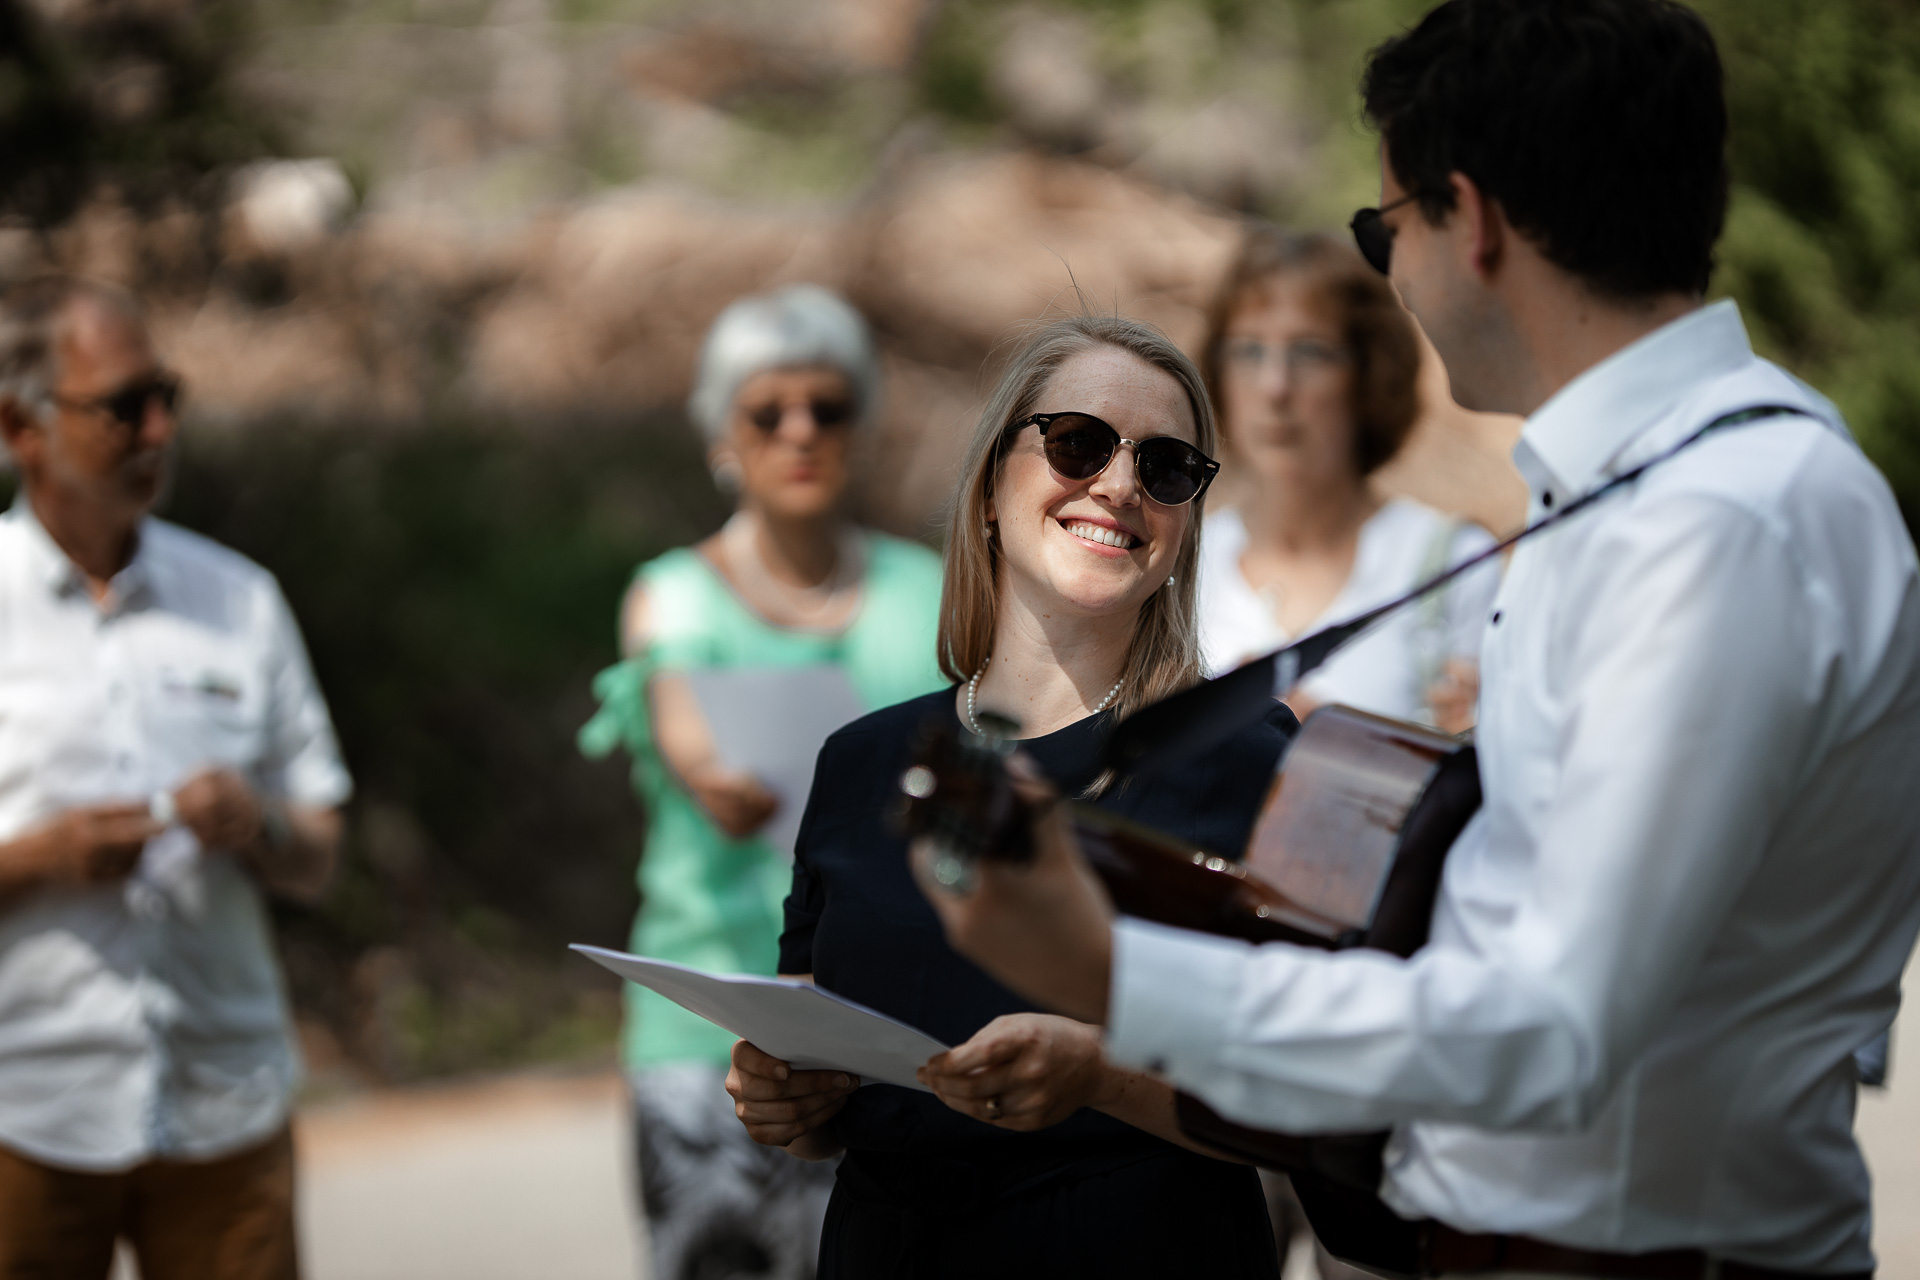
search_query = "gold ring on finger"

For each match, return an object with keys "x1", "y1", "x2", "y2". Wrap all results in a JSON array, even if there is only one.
[{"x1": 983, "y1": 1096, "x2": 1002, "y2": 1121}]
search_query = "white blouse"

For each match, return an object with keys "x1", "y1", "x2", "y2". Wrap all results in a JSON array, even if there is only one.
[{"x1": 1196, "y1": 499, "x2": 1500, "y2": 724}]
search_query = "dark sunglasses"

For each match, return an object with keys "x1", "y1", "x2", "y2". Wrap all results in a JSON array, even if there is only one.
[
  {"x1": 1008, "y1": 411, "x2": 1219, "y2": 507},
  {"x1": 1348, "y1": 191, "x2": 1423, "y2": 275},
  {"x1": 746, "y1": 397, "x2": 856, "y2": 432},
  {"x1": 52, "y1": 372, "x2": 182, "y2": 430}
]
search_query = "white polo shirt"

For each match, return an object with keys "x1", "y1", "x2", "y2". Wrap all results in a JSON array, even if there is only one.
[
  {"x1": 1108, "y1": 301, "x2": 1920, "y2": 1271},
  {"x1": 0, "y1": 501, "x2": 351, "y2": 1171}
]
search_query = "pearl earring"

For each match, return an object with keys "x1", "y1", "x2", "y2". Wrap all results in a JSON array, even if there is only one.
[{"x1": 1167, "y1": 576, "x2": 1177, "y2": 587}]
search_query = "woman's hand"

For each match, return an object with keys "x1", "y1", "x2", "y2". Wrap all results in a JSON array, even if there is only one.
[
  {"x1": 917, "y1": 1013, "x2": 1117, "y2": 1132},
  {"x1": 1426, "y1": 657, "x2": 1481, "y2": 736},
  {"x1": 686, "y1": 767, "x2": 780, "y2": 839},
  {"x1": 647, "y1": 669, "x2": 780, "y2": 838},
  {"x1": 724, "y1": 1039, "x2": 858, "y2": 1158}
]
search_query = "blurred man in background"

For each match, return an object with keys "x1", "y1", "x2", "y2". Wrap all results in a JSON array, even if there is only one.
[{"x1": 0, "y1": 277, "x2": 350, "y2": 1280}]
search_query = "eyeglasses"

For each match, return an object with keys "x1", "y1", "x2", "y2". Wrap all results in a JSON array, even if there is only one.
[
  {"x1": 745, "y1": 397, "x2": 856, "y2": 432},
  {"x1": 1007, "y1": 411, "x2": 1220, "y2": 507},
  {"x1": 50, "y1": 372, "x2": 182, "y2": 430},
  {"x1": 1348, "y1": 191, "x2": 1423, "y2": 275},
  {"x1": 1220, "y1": 338, "x2": 1353, "y2": 379}
]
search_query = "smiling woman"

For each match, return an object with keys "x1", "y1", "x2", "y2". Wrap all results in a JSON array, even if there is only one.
[
  {"x1": 722, "y1": 315, "x2": 1296, "y2": 1279},
  {"x1": 941, "y1": 317, "x2": 1221, "y2": 738}
]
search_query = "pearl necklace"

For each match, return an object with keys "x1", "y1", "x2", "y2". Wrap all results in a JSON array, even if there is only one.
[
  {"x1": 965, "y1": 658, "x2": 1124, "y2": 737},
  {"x1": 721, "y1": 512, "x2": 863, "y2": 627}
]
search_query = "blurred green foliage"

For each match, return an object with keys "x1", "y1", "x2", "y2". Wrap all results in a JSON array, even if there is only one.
[
  {"x1": 1699, "y1": 0, "x2": 1920, "y2": 521},
  {"x1": 0, "y1": 0, "x2": 279, "y2": 224}
]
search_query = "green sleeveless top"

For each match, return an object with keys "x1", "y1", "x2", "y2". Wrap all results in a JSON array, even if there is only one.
[{"x1": 578, "y1": 531, "x2": 946, "y2": 1069}]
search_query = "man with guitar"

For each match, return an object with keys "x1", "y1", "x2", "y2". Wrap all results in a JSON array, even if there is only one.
[{"x1": 912, "y1": 1, "x2": 1920, "y2": 1276}]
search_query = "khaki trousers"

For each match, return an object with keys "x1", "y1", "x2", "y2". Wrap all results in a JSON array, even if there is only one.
[{"x1": 0, "y1": 1128, "x2": 298, "y2": 1280}]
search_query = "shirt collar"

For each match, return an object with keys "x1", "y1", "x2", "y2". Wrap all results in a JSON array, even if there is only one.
[
  {"x1": 1514, "y1": 299, "x2": 1755, "y2": 501},
  {"x1": 3, "y1": 499, "x2": 157, "y2": 607}
]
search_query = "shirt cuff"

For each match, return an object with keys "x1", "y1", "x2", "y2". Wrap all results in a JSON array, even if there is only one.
[{"x1": 1105, "y1": 916, "x2": 1250, "y2": 1075}]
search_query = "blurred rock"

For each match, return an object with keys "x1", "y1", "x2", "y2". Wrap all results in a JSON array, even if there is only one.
[
  {"x1": 0, "y1": 225, "x2": 45, "y2": 283},
  {"x1": 66, "y1": 140, "x2": 1521, "y2": 533},
  {"x1": 49, "y1": 195, "x2": 142, "y2": 286},
  {"x1": 11, "y1": 29, "x2": 1516, "y2": 533},
  {"x1": 849, "y1": 150, "x2": 1240, "y2": 360},
  {"x1": 487, "y1": 0, "x2": 568, "y2": 145},
  {"x1": 231, "y1": 159, "x2": 355, "y2": 255},
  {"x1": 991, "y1": 9, "x2": 1104, "y2": 150},
  {"x1": 465, "y1": 185, "x2": 833, "y2": 409}
]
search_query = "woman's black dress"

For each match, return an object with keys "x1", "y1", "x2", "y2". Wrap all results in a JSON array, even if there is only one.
[{"x1": 780, "y1": 687, "x2": 1298, "y2": 1280}]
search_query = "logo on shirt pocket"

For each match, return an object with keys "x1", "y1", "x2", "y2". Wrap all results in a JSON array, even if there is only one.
[{"x1": 161, "y1": 670, "x2": 244, "y2": 703}]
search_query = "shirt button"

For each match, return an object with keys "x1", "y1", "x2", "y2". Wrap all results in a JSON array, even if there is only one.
[
  {"x1": 1542, "y1": 491, "x2": 1555, "y2": 509},
  {"x1": 1491, "y1": 610, "x2": 1503, "y2": 625}
]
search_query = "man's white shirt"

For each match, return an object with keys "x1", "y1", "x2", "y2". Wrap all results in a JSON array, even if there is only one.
[
  {"x1": 0, "y1": 503, "x2": 350, "y2": 1171},
  {"x1": 1108, "y1": 301, "x2": 1920, "y2": 1271}
]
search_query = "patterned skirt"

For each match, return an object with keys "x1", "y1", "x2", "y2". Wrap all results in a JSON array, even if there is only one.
[{"x1": 629, "y1": 1063, "x2": 839, "y2": 1280}]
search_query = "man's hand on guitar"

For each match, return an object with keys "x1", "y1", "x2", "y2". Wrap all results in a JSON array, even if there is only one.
[
  {"x1": 724, "y1": 1039, "x2": 857, "y2": 1159},
  {"x1": 918, "y1": 1013, "x2": 1118, "y2": 1130},
  {"x1": 908, "y1": 753, "x2": 1117, "y2": 1025}
]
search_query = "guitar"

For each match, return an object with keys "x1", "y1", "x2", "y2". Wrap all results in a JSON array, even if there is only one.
[{"x1": 896, "y1": 703, "x2": 1481, "y2": 1188}]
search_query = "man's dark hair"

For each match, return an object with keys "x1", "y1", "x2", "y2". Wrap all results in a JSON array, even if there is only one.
[{"x1": 1361, "y1": 0, "x2": 1728, "y2": 299}]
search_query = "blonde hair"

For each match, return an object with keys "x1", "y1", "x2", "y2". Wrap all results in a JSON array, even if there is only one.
[{"x1": 937, "y1": 315, "x2": 1216, "y2": 728}]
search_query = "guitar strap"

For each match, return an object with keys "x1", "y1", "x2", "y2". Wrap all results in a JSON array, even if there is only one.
[{"x1": 1105, "y1": 403, "x2": 1814, "y2": 777}]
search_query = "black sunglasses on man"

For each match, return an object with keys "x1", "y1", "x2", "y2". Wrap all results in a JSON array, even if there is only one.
[
  {"x1": 1348, "y1": 191, "x2": 1424, "y2": 276},
  {"x1": 48, "y1": 372, "x2": 183, "y2": 431}
]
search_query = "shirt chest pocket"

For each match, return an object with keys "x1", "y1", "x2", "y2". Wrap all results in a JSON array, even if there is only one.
[{"x1": 138, "y1": 659, "x2": 269, "y2": 775}]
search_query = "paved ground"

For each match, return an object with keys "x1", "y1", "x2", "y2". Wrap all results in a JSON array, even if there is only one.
[
  {"x1": 282, "y1": 996, "x2": 1920, "y2": 1280},
  {"x1": 1858, "y1": 990, "x2": 1920, "y2": 1277},
  {"x1": 296, "y1": 1070, "x2": 646, "y2": 1280}
]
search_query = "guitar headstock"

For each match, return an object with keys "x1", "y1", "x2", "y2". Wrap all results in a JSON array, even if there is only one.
[{"x1": 895, "y1": 712, "x2": 1037, "y2": 892}]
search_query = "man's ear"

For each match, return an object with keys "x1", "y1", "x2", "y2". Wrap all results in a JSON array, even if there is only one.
[
  {"x1": 0, "y1": 399, "x2": 45, "y2": 470},
  {"x1": 1449, "y1": 171, "x2": 1507, "y2": 283}
]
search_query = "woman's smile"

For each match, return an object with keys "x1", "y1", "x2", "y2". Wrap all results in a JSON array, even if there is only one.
[{"x1": 1058, "y1": 516, "x2": 1142, "y2": 554}]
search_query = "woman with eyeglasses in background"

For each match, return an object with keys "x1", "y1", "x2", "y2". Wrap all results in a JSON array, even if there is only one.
[
  {"x1": 1197, "y1": 227, "x2": 1500, "y2": 735},
  {"x1": 1197, "y1": 228, "x2": 1503, "y2": 1275},
  {"x1": 724, "y1": 315, "x2": 1292, "y2": 1278},
  {"x1": 579, "y1": 284, "x2": 946, "y2": 1280}
]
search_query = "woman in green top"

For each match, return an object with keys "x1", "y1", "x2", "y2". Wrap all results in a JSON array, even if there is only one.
[{"x1": 579, "y1": 284, "x2": 945, "y2": 1280}]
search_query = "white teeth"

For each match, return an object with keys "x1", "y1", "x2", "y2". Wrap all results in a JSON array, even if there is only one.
[{"x1": 1063, "y1": 520, "x2": 1138, "y2": 549}]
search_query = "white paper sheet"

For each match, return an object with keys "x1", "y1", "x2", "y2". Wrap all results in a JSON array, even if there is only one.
[
  {"x1": 126, "y1": 825, "x2": 205, "y2": 921},
  {"x1": 572, "y1": 945, "x2": 947, "y2": 1092},
  {"x1": 681, "y1": 665, "x2": 865, "y2": 859}
]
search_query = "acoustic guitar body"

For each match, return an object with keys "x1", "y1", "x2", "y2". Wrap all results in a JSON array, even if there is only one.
[
  {"x1": 1170, "y1": 704, "x2": 1482, "y2": 1189},
  {"x1": 896, "y1": 703, "x2": 1482, "y2": 1190}
]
